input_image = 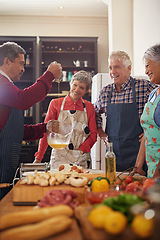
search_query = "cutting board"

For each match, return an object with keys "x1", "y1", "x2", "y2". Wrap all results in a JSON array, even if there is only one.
[
  {"x1": 74, "y1": 206, "x2": 152, "y2": 240},
  {"x1": 13, "y1": 172, "x2": 145, "y2": 205},
  {"x1": 13, "y1": 172, "x2": 105, "y2": 205},
  {"x1": 13, "y1": 181, "x2": 86, "y2": 205}
]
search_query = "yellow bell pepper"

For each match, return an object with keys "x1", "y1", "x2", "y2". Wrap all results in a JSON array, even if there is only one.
[{"x1": 91, "y1": 179, "x2": 109, "y2": 192}]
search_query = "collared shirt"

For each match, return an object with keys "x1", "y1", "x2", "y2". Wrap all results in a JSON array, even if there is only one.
[
  {"x1": 0, "y1": 70, "x2": 13, "y2": 83},
  {"x1": 94, "y1": 77, "x2": 157, "y2": 128}
]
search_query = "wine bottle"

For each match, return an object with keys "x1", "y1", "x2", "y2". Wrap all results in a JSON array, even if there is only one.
[{"x1": 26, "y1": 54, "x2": 30, "y2": 65}]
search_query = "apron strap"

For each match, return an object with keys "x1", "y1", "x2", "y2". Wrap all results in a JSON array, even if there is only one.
[
  {"x1": 108, "y1": 85, "x2": 113, "y2": 103},
  {"x1": 60, "y1": 97, "x2": 67, "y2": 111},
  {"x1": 82, "y1": 101, "x2": 87, "y2": 113},
  {"x1": 130, "y1": 77, "x2": 136, "y2": 103},
  {"x1": 108, "y1": 77, "x2": 136, "y2": 103}
]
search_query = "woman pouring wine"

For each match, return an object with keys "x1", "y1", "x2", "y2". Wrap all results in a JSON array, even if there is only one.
[{"x1": 34, "y1": 70, "x2": 97, "y2": 169}]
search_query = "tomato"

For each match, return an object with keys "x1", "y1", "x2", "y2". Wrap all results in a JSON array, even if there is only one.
[
  {"x1": 133, "y1": 180, "x2": 141, "y2": 186},
  {"x1": 142, "y1": 178, "x2": 155, "y2": 191},
  {"x1": 123, "y1": 175, "x2": 127, "y2": 179},
  {"x1": 124, "y1": 176, "x2": 133, "y2": 184},
  {"x1": 116, "y1": 179, "x2": 121, "y2": 185},
  {"x1": 126, "y1": 182, "x2": 139, "y2": 192},
  {"x1": 119, "y1": 182, "x2": 126, "y2": 190}
]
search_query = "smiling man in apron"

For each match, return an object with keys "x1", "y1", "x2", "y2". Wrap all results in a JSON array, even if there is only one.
[
  {"x1": 34, "y1": 71, "x2": 97, "y2": 169},
  {"x1": 94, "y1": 51, "x2": 157, "y2": 173}
]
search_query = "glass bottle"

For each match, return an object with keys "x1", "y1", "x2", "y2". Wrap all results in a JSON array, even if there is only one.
[
  {"x1": 67, "y1": 72, "x2": 72, "y2": 82},
  {"x1": 105, "y1": 142, "x2": 116, "y2": 185},
  {"x1": 25, "y1": 54, "x2": 30, "y2": 65}
]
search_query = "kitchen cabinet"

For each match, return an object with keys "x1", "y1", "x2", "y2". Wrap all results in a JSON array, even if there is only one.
[{"x1": 39, "y1": 36, "x2": 98, "y2": 122}]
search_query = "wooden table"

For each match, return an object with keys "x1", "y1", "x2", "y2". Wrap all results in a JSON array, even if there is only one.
[
  {"x1": 0, "y1": 173, "x2": 153, "y2": 240},
  {"x1": 0, "y1": 188, "x2": 84, "y2": 240}
]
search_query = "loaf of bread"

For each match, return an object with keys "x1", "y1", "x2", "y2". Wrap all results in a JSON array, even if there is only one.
[
  {"x1": 0, "y1": 215, "x2": 72, "y2": 240},
  {"x1": 0, "y1": 204, "x2": 73, "y2": 230}
]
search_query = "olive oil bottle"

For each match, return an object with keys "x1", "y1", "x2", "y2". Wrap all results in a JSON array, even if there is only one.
[{"x1": 105, "y1": 142, "x2": 116, "y2": 185}]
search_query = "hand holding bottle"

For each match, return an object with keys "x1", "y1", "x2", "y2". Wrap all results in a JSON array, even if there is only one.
[{"x1": 47, "y1": 61, "x2": 62, "y2": 79}]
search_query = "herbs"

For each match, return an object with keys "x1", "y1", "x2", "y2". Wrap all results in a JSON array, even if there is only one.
[{"x1": 102, "y1": 193, "x2": 145, "y2": 223}]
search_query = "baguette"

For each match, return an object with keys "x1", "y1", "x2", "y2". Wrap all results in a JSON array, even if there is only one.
[
  {"x1": 0, "y1": 215, "x2": 72, "y2": 240},
  {"x1": 0, "y1": 204, "x2": 73, "y2": 230}
]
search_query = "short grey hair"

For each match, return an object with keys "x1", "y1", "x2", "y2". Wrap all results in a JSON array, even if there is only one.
[
  {"x1": 109, "y1": 50, "x2": 132, "y2": 68},
  {"x1": 70, "y1": 70, "x2": 92, "y2": 93},
  {"x1": 143, "y1": 43, "x2": 160, "y2": 64},
  {"x1": 0, "y1": 41, "x2": 26, "y2": 66}
]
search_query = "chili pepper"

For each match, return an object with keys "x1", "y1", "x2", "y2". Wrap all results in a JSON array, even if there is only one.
[{"x1": 87, "y1": 176, "x2": 110, "y2": 186}]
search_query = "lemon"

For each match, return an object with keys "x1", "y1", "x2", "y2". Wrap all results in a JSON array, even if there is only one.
[
  {"x1": 87, "y1": 205, "x2": 113, "y2": 229},
  {"x1": 92, "y1": 179, "x2": 109, "y2": 192},
  {"x1": 131, "y1": 214, "x2": 154, "y2": 238},
  {"x1": 104, "y1": 211, "x2": 127, "y2": 235}
]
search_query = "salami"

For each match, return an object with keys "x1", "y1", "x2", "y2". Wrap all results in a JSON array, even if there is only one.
[{"x1": 37, "y1": 189, "x2": 79, "y2": 209}]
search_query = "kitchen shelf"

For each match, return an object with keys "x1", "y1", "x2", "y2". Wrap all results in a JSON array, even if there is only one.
[{"x1": 39, "y1": 36, "x2": 98, "y2": 123}]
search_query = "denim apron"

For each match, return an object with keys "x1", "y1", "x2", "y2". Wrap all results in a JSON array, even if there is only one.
[
  {"x1": 0, "y1": 108, "x2": 24, "y2": 199},
  {"x1": 140, "y1": 94, "x2": 160, "y2": 177},
  {"x1": 106, "y1": 77, "x2": 145, "y2": 172},
  {"x1": 50, "y1": 97, "x2": 91, "y2": 169}
]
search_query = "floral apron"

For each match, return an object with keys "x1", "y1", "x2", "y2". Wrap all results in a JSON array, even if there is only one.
[
  {"x1": 50, "y1": 97, "x2": 91, "y2": 169},
  {"x1": 140, "y1": 94, "x2": 160, "y2": 178}
]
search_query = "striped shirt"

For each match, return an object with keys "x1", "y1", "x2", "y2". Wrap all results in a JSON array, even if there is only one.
[{"x1": 94, "y1": 77, "x2": 157, "y2": 128}]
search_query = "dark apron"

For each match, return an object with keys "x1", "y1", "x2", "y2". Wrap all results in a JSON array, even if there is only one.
[
  {"x1": 0, "y1": 108, "x2": 24, "y2": 200},
  {"x1": 106, "y1": 77, "x2": 147, "y2": 172}
]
